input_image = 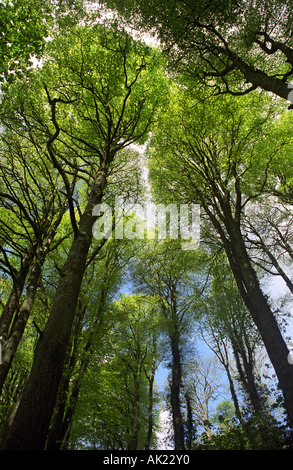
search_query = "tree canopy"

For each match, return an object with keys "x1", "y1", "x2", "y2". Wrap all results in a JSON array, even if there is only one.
[{"x1": 0, "y1": 0, "x2": 292, "y2": 452}]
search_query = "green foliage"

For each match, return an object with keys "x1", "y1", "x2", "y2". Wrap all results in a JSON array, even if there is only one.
[
  {"x1": 0, "y1": 319, "x2": 36, "y2": 430},
  {"x1": 69, "y1": 293, "x2": 162, "y2": 450},
  {"x1": 195, "y1": 411, "x2": 288, "y2": 450},
  {"x1": 148, "y1": 88, "x2": 293, "y2": 209},
  {"x1": 0, "y1": 0, "x2": 85, "y2": 83},
  {"x1": 213, "y1": 400, "x2": 237, "y2": 430},
  {"x1": 0, "y1": 0, "x2": 48, "y2": 82},
  {"x1": 0, "y1": 3, "x2": 293, "y2": 451},
  {"x1": 103, "y1": 0, "x2": 293, "y2": 100}
]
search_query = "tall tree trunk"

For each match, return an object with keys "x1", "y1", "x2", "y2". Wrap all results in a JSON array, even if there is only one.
[
  {"x1": 0, "y1": 167, "x2": 108, "y2": 450},
  {"x1": 224, "y1": 362, "x2": 243, "y2": 424},
  {"x1": 185, "y1": 392, "x2": 193, "y2": 451},
  {"x1": 45, "y1": 364, "x2": 72, "y2": 450},
  {"x1": 144, "y1": 374, "x2": 155, "y2": 451},
  {"x1": 128, "y1": 375, "x2": 141, "y2": 451},
  {"x1": 231, "y1": 333, "x2": 263, "y2": 415},
  {"x1": 207, "y1": 331, "x2": 244, "y2": 425},
  {"x1": 46, "y1": 251, "x2": 118, "y2": 450},
  {"x1": 170, "y1": 334, "x2": 185, "y2": 450},
  {"x1": 206, "y1": 201, "x2": 293, "y2": 427},
  {"x1": 144, "y1": 354, "x2": 157, "y2": 450},
  {"x1": 231, "y1": 229, "x2": 293, "y2": 426}
]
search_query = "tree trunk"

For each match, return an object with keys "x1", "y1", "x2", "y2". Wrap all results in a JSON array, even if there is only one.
[
  {"x1": 222, "y1": 47, "x2": 292, "y2": 102},
  {"x1": 224, "y1": 362, "x2": 243, "y2": 423},
  {"x1": 144, "y1": 361, "x2": 156, "y2": 450},
  {"x1": 128, "y1": 375, "x2": 141, "y2": 450},
  {"x1": 231, "y1": 332, "x2": 263, "y2": 415},
  {"x1": 46, "y1": 252, "x2": 118, "y2": 450},
  {"x1": 185, "y1": 392, "x2": 193, "y2": 451},
  {"x1": 0, "y1": 167, "x2": 108, "y2": 450},
  {"x1": 203, "y1": 197, "x2": 293, "y2": 427},
  {"x1": 0, "y1": 244, "x2": 36, "y2": 341},
  {"x1": 232, "y1": 233, "x2": 293, "y2": 426},
  {"x1": 223, "y1": 217, "x2": 293, "y2": 426},
  {"x1": 170, "y1": 334, "x2": 185, "y2": 450},
  {"x1": 45, "y1": 367, "x2": 71, "y2": 450}
]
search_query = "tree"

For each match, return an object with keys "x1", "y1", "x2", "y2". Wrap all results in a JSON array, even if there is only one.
[
  {"x1": 199, "y1": 400, "x2": 287, "y2": 450},
  {"x1": 103, "y1": 0, "x2": 293, "y2": 106},
  {"x1": 106, "y1": 294, "x2": 161, "y2": 450},
  {"x1": 1, "y1": 0, "x2": 292, "y2": 450},
  {"x1": 147, "y1": 88, "x2": 293, "y2": 428},
  {"x1": 183, "y1": 357, "x2": 224, "y2": 440},
  {"x1": 198, "y1": 256, "x2": 282, "y2": 447},
  {"x1": 67, "y1": 293, "x2": 161, "y2": 450},
  {"x1": 45, "y1": 238, "x2": 126, "y2": 449},
  {"x1": 0, "y1": 23, "x2": 167, "y2": 450},
  {"x1": 204, "y1": 260, "x2": 271, "y2": 415},
  {"x1": 130, "y1": 239, "x2": 207, "y2": 449},
  {"x1": 245, "y1": 201, "x2": 293, "y2": 295},
  {"x1": 213, "y1": 401, "x2": 237, "y2": 432}
]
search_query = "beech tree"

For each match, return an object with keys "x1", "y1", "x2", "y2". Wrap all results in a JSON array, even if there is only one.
[
  {"x1": 45, "y1": 238, "x2": 126, "y2": 449},
  {"x1": 147, "y1": 89, "x2": 293, "y2": 428},
  {"x1": 130, "y1": 240, "x2": 208, "y2": 449},
  {"x1": 199, "y1": 258, "x2": 275, "y2": 425},
  {"x1": 0, "y1": 23, "x2": 166, "y2": 450},
  {"x1": 103, "y1": 0, "x2": 293, "y2": 106},
  {"x1": 1, "y1": 1, "x2": 292, "y2": 451},
  {"x1": 182, "y1": 357, "x2": 224, "y2": 439}
]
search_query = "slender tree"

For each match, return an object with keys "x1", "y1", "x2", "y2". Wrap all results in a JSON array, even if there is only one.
[
  {"x1": 183, "y1": 357, "x2": 224, "y2": 440},
  {"x1": 67, "y1": 293, "x2": 161, "y2": 450},
  {"x1": 130, "y1": 240, "x2": 207, "y2": 449},
  {"x1": 199, "y1": 259, "x2": 272, "y2": 422}
]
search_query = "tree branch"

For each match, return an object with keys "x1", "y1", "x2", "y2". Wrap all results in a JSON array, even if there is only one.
[{"x1": 44, "y1": 85, "x2": 79, "y2": 235}]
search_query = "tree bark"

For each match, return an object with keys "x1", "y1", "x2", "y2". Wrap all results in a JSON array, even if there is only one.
[
  {"x1": 185, "y1": 392, "x2": 193, "y2": 451},
  {"x1": 144, "y1": 373, "x2": 155, "y2": 451},
  {"x1": 128, "y1": 374, "x2": 141, "y2": 451},
  {"x1": 232, "y1": 336, "x2": 263, "y2": 414},
  {"x1": 225, "y1": 48, "x2": 292, "y2": 101},
  {"x1": 0, "y1": 167, "x2": 108, "y2": 450},
  {"x1": 170, "y1": 334, "x2": 185, "y2": 450},
  {"x1": 231, "y1": 227, "x2": 293, "y2": 425},
  {"x1": 144, "y1": 344, "x2": 159, "y2": 451}
]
